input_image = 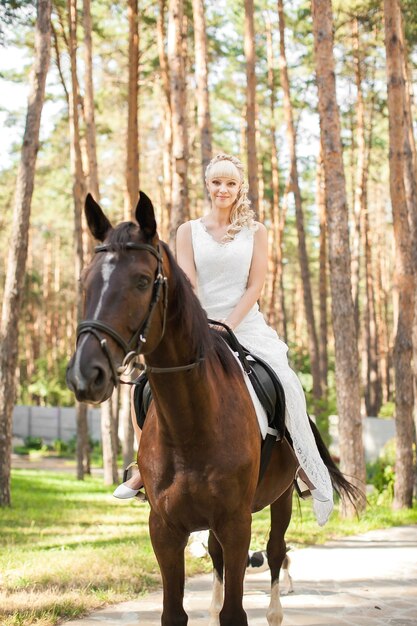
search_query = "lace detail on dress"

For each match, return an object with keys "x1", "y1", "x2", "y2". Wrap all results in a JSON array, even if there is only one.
[{"x1": 190, "y1": 218, "x2": 334, "y2": 526}]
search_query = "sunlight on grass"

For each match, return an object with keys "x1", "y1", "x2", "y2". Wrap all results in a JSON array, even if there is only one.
[{"x1": 1, "y1": 469, "x2": 416, "y2": 625}]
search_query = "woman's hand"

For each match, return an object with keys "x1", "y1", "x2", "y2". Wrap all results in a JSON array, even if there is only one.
[{"x1": 209, "y1": 318, "x2": 234, "y2": 332}]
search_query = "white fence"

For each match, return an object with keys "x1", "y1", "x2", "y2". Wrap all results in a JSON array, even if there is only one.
[
  {"x1": 12, "y1": 405, "x2": 396, "y2": 462},
  {"x1": 12, "y1": 405, "x2": 102, "y2": 443},
  {"x1": 329, "y1": 415, "x2": 395, "y2": 462}
]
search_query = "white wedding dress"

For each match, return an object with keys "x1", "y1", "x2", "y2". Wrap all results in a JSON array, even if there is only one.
[{"x1": 190, "y1": 218, "x2": 334, "y2": 526}]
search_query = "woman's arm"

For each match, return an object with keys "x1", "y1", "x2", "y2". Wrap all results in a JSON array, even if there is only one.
[
  {"x1": 176, "y1": 221, "x2": 197, "y2": 290},
  {"x1": 224, "y1": 223, "x2": 268, "y2": 330}
]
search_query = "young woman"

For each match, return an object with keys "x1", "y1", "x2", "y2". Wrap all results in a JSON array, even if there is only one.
[{"x1": 114, "y1": 153, "x2": 333, "y2": 526}]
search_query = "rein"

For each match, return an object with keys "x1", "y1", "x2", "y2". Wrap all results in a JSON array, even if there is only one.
[{"x1": 76, "y1": 241, "x2": 203, "y2": 385}]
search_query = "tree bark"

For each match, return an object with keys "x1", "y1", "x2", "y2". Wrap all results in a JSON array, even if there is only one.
[
  {"x1": 265, "y1": 13, "x2": 286, "y2": 339},
  {"x1": 374, "y1": 196, "x2": 392, "y2": 404},
  {"x1": 311, "y1": 0, "x2": 366, "y2": 515},
  {"x1": 0, "y1": 0, "x2": 52, "y2": 506},
  {"x1": 399, "y1": 14, "x2": 417, "y2": 497},
  {"x1": 317, "y1": 145, "x2": 328, "y2": 395},
  {"x1": 244, "y1": 0, "x2": 259, "y2": 217},
  {"x1": 363, "y1": 199, "x2": 382, "y2": 416},
  {"x1": 384, "y1": 0, "x2": 415, "y2": 508},
  {"x1": 68, "y1": 0, "x2": 90, "y2": 479},
  {"x1": 350, "y1": 18, "x2": 365, "y2": 334},
  {"x1": 278, "y1": 0, "x2": 322, "y2": 402},
  {"x1": 168, "y1": 0, "x2": 189, "y2": 246},
  {"x1": 118, "y1": 0, "x2": 140, "y2": 466},
  {"x1": 191, "y1": 0, "x2": 212, "y2": 189},
  {"x1": 82, "y1": 0, "x2": 99, "y2": 200},
  {"x1": 362, "y1": 63, "x2": 382, "y2": 417},
  {"x1": 82, "y1": 0, "x2": 122, "y2": 476},
  {"x1": 101, "y1": 398, "x2": 119, "y2": 485},
  {"x1": 157, "y1": 0, "x2": 172, "y2": 235},
  {"x1": 125, "y1": 0, "x2": 139, "y2": 221}
]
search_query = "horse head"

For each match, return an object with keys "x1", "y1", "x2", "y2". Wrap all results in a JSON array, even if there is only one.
[{"x1": 66, "y1": 192, "x2": 167, "y2": 404}]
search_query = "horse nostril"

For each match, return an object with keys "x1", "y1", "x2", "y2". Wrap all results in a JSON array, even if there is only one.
[{"x1": 93, "y1": 366, "x2": 106, "y2": 390}]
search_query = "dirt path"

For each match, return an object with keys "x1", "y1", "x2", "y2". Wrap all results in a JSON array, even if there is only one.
[{"x1": 64, "y1": 525, "x2": 417, "y2": 625}]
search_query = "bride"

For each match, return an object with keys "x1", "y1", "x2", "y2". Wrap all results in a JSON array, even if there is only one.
[{"x1": 114, "y1": 153, "x2": 334, "y2": 527}]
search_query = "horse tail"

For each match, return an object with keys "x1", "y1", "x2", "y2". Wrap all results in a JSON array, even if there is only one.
[{"x1": 308, "y1": 418, "x2": 364, "y2": 507}]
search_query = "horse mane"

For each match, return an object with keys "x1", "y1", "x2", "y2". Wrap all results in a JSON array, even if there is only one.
[{"x1": 160, "y1": 241, "x2": 239, "y2": 375}]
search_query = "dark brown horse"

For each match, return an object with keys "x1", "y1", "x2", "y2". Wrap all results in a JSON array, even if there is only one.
[{"x1": 67, "y1": 193, "x2": 356, "y2": 626}]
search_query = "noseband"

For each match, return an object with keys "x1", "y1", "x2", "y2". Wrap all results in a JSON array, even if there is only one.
[{"x1": 76, "y1": 242, "x2": 168, "y2": 386}]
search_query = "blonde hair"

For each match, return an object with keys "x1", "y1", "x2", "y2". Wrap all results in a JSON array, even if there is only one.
[{"x1": 205, "y1": 153, "x2": 256, "y2": 240}]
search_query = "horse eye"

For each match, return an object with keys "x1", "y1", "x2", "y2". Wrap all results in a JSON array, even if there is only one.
[{"x1": 136, "y1": 276, "x2": 151, "y2": 291}]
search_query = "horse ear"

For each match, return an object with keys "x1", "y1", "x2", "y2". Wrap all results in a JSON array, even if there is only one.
[
  {"x1": 85, "y1": 194, "x2": 113, "y2": 241},
  {"x1": 135, "y1": 191, "x2": 157, "y2": 239}
]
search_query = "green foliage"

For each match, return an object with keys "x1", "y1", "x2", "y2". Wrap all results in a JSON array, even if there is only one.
[
  {"x1": 366, "y1": 439, "x2": 396, "y2": 496},
  {"x1": 19, "y1": 357, "x2": 74, "y2": 407},
  {"x1": 52, "y1": 438, "x2": 68, "y2": 455},
  {"x1": 378, "y1": 401, "x2": 395, "y2": 418},
  {"x1": 402, "y1": 0, "x2": 417, "y2": 47},
  {"x1": 23, "y1": 436, "x2": 44, "y2": 450}
]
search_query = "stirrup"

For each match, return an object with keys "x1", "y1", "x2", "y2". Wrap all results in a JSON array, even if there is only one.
[
  {"x1": 123, "y1": 461, "x2": 138, "y2": 483},
  {"x1": 294, "y1": 467, "x2": 312, "y2": 500},
  {"x1": 123, "y1": 461, "x2": 147, "y2": 502}
]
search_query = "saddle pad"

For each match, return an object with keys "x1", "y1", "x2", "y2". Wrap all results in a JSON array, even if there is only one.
[{"x1": 228, "y1": 348, "x2": 269, "y2": 439}]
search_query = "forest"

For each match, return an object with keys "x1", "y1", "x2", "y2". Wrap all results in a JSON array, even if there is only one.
[{"x1": 0, "y1": 0, "x2": 416, "y2": 513}]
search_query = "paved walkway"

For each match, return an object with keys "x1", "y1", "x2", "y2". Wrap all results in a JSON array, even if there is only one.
[{"x1": 65, "y1": 525, "x2": 417, "y2": 626}]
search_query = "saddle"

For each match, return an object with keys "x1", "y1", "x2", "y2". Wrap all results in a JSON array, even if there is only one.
[{"x1": 133, "y1": 321, "x2": 286, "y2": 483}]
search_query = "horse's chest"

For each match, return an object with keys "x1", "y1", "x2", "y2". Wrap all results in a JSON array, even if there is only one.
[{"x1": 149, "y1": 474, "x2": 211, "y2": 527}]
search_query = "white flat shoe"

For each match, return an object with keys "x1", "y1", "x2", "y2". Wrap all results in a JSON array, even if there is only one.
[{"x1": 113, "y1": 483, "x2": 140, "y2": 499}]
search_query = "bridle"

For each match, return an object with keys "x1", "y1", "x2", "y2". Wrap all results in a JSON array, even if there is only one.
[
  {"x1": 77, "y1": 241, "x2": 168, "y2": 386},
  {"x1": 76, "y1": 241, "x2": 204, "y2": 386}
]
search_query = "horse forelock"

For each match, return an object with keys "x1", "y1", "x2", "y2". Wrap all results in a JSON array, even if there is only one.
[{"x1": 106, "y1": 221, "x2": 141, "y2": 248}]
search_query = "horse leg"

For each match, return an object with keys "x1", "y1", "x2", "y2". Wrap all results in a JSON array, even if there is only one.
[
  {"x1": 208, "y1": 530, "x2": 224, "y2": 626},
  {"x1": 281, "y1": 552, "x2": 293, "y2": 595},
  {"x1": 215, "y1": 515, "x2": 251, "y2": 626},
  {"x1": 149, "y1": 511, "x2": 189, "y2": 626},
  {"x1": 266, "y1": 486, "x2": 293, "y2": 626}
]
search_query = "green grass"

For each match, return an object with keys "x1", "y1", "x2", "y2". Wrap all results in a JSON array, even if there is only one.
[{"x1": 1, "y1": 470, "x2": 416, "y2": 625}]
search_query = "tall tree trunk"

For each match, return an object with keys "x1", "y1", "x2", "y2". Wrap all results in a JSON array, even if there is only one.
[
  {"x1": 278, "y1": 0, "x2": 322, "y2": 402},
  {"x1": 157, "y1": 0, "x2": 172, "y2": 238},
  {"x1": 68, "y1": 0, "x2": 90, "y2": 479},
  {"x1": 317, "y1": 145, "x2": 328, "y2": 395},
  {"x1": 374, "y1": 198, "x2": 392, "y2": 404},
  {"x1": 399, "y1": 14, "x2": 417, "y2": 496},
  {"x1": 82, "y1": 0, "x2": 99, "y2": 200},
  {"x1": 265, "y1": 13, "x2": 286, "y2": 339},
  {"x1": 125, "y1": 0, "x2": 139, "y2": 221},
  {"x1": 42, "y1": 237, "x2": 53, "y2": 370},
  {"x1": 384, "y1": 0, "x2": 415, "y2": 508},
  {"x1": 244, "y1": 0, "x2": 259, "y2": 217},
  {"x1": 0, "y1": 0, "x2": 52, "y2": 506},
  {"x1": 191, "y1": 0, "x2": 212, "y2": 190},
  {"x1": 363, "y1": 64, "x2": 382, "y2": 417},
  {"x1": 82, "y1": 0, "x2": 122, "y2": 477},
  {"x1": 119, "y1": 0, "x2": 140, "y2": 468},
  {"x1": 350, "y1": 18, "x2": 365, "y2": 334},
  {"x1": 168, "y1": 0, "x2": 189, "y2": 246},
  {"x1": 101, "y1": 399, "x2": 119, "y2": 485},
  {"x1": 312, "y1": 0, "x2": 366, "y2": 515},
  {"x1": 363, "y1": 203, "x2": 382, "y2": 416}
]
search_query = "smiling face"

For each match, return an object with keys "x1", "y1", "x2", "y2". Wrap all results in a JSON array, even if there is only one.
[{"x1": 206, "y1": 160, "x2": 242, "y2": 213}]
